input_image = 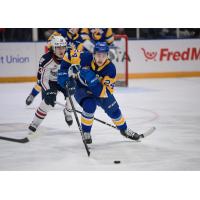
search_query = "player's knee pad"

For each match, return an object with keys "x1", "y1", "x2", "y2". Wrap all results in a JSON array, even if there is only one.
[
  {"x1": 99, "y1": 94, "x2": 119, "y2": 116},
  {"x1": 108, "y1": 108, "x2": 121, "y2": 119},
  {"x1": 82, "y1": 98, "x2": 97, "y2": 114}
]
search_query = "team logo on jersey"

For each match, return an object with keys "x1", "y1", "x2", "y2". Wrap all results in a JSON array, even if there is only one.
[{"x1": 39, "y1": 57, "x2": 45, "y2": 65}]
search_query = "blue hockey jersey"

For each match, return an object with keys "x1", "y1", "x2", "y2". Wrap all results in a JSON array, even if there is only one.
[{"x1": 60, "y1": 52, "x2": 117, "y2": 98}]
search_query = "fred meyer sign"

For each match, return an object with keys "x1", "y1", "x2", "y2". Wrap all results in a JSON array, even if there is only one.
[
  {"x1": 141, "y1": 47, "x2": 200, "y2": 61},
  {"x1": 128, "y1": 39, "x2": 200, "y2": 73}
]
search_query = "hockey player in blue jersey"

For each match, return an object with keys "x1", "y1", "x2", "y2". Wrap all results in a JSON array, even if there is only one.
[
  {"x1": 25, "y1": 28, "x2": 89, "y2": 106},
  {"x1": 28, "y1": 36, "x2": 75, "y2": 136},
  {"x1": 57, "y1": 42, "x2": 140, "y2": 144}
]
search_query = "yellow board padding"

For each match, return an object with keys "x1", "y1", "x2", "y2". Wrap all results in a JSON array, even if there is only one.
[
  {"x1": 1, "y1": 71, "x2": 200, "y2": 83},
  {"x1": 0, "y1": 76, "x2": 37, "y2": 83},
  {"x1": 117, "y1": 71, "x2": 200, "y2": 79}
]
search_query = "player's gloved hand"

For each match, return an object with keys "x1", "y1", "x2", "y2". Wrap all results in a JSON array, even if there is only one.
[
  {"x1": 78, "y1": 68, "x2": 99, "y2": 87},
  {"x1": 44, "y1": 89, "x2": 57, "y2": 107},
  {"x1": 57, "y1": 69, "x2": 69, "y2": 88},
  {"x1": 68, "y1": 64, "x2": 80, "y2": 78},
  {"x1": 66, "y1": 77, "x2": 76, "y2": 95}
]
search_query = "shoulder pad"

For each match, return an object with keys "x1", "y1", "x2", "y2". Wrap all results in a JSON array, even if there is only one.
[{"x1": 39, "y1": 52, "x2": 53, "y2": 67}]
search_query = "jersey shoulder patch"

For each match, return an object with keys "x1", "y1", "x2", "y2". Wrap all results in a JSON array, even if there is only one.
[{"x1": 39, "y1": 52, "x2": 53, "y2": 67}]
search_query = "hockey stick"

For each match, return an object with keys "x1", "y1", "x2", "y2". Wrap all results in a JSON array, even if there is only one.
[
  {"x1": 56, "y1": 101, "x2": 117, "y2": 129},
  {"x1": 0, "y1": 136, "x2": 29, "y2": 143},
  {"x1": 65, "y1": 88, "x2": 90, "y2": 157},
  {"x1": 56, "y1": 101, "x2": 156, "y2": 139}
]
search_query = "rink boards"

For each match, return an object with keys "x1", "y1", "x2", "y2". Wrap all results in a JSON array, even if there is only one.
[{"x1": 0, "y1": 39, "x2": 200, "y2": 82}]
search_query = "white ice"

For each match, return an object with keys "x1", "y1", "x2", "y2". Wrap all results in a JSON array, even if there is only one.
[{"x1": 0, "y1": 78, "x2": 200, "y2": 170}]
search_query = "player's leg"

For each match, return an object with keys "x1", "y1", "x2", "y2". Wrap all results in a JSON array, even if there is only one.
[
  {"x1": 26, "y1": 66, "x2": 43, "y2": 106},
  {"x1": 99, "y1": 94, "x2": 140, "y2": 140},
  {"x1": 63, "y1": 97, "x2": 73, "y2": 126},
  {"x1": 26, "y1": 81, "x2": 41, "y2": 105},
  {"x1": 74, "y1": 88, "x2": 97, "y2": 144},
  {"x1": 28, "y1": 100, "x2": 52, "y2": 135},
  {"x1": 58, "y1": 78, "x2": 76, "y2": 126},
  {"x1": 80, "y1": 97, "x2": 97, "y2": 144},
  {"x1": 28, "y1": 82, "x2": 57, "y2": 136}
]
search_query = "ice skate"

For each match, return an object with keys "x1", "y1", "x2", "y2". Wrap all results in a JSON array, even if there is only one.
[
  {"x1": 120, "y1": 128, "x2": 140, "y2": 141},
  {"x1": 26, "y1": 94, "x2": 35, "y2": 105},
  {"x1": 63, "y1": 108, "x2": 73, "y2": 126},
  {"x1": 83, "y1": 132, "x2": 92, "y2": 144}
]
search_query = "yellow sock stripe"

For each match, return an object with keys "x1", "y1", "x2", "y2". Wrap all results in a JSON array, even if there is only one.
[
  {"x1": 34, "y1": 84, "x2": 41, "y2": 92},
  {"x1": 113, "y1": 117, "x2": 125, "y2": 126},
  {"x1": 81, "y1": 116, "x2": 94, "y2": 126}
]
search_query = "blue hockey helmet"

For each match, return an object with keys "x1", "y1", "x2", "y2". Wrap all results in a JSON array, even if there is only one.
[{"x1": 94, "y1": 42, "x2": 109, "y2": 54}]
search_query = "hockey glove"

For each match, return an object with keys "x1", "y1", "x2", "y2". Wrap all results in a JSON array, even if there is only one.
[
  {"x1": 78, "y1": 68, "x2": 99, "y2": 87},
  {"x1": 44, "y1": 89, "x2": 57, "y2": 107}
]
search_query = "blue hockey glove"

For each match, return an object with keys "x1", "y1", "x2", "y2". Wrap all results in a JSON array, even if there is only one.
[
  {"x1": 78, "y1": 68, "x2": 99, "y2": 87},
  {"x1": 57, "y1": 69, "x2": 69, "y2": 88}
]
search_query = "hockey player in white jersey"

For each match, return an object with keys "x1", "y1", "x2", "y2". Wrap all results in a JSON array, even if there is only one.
[{"x1": 28, "y1": 35, "x2": 75, "y2": 136}]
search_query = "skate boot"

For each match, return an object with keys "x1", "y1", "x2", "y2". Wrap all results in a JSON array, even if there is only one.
[
  {"x1": 26, "y1": 94, "x2": 35, "y2": 105},
  {"x1": 120, "y1": 128, "x2": 140, "y2": 141},
  {"x1": 83, "y1": 132, "x2": 92, "y2": 144},
  {"x1": 27, "y1": 123, "x2": 38, "y2": 139},
  {"x1": 63, "y1": 108, "x2": 73, "y2": 126}
]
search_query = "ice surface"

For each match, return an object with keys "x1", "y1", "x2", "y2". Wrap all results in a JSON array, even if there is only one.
[{"x1": 0, "y1": 78, "x2": 200, "y2": 170}]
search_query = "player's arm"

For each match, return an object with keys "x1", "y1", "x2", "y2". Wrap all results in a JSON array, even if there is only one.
[
  {"x1": 57, "y1": 50, "x2": 81, "y2": 88},
  {"x1": 57, "y1": 52, "x2": 71, "y2": 88},
  {"x1": 40, "y1": 59, "x2": 52, "y2": 91},
  {"x1": 78, "y1": 63, "x2": 117, "y2": 98},
  {"x1": 99, "y1": 74, "x2": 116, "y2": 97},
  {"x1": 97, "y1": 64, "x2": 117, "y2": 97}
]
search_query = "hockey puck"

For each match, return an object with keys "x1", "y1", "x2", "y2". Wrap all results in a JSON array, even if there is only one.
[{"x1": 114, "y1": 160, "x2": 121, "y2": 164}]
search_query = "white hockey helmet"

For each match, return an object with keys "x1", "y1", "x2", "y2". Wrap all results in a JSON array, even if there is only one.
[{"x1": 50, "y1": 35, "x2": 67, "y2": 52}]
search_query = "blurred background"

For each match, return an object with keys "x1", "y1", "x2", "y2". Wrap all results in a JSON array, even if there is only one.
[{"x1": 0, "y1": 28, "x2": 200, "y2": 42}]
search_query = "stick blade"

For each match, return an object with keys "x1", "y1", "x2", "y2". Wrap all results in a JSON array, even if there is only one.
[
  {"x1": 141, "y1": 126, "x2": 156, "y2": 138},
  {"x1": 0, "y1": 136, "x2": 29, "y2": 143}
]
